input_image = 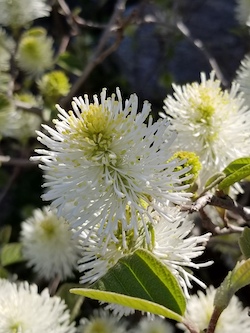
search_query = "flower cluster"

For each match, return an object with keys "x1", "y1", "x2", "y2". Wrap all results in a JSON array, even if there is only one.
[
  {"x1": 20, "y1": 206, "x2": 80, "y2": 281},
  {"x1": 34, "y1": 88, "x2": 192, "y2": 244},
  {"x1": 0, "y1": 278, "x2": 76, "y2": 333},
  {"x1": 34, "y1": 88, "x2": 211, "y2": 314},
  {"x1": 180, "y1": 286, "x2": 250, "y2": 333},
  {"x1": 162, "y1": 71, "x2": 250, "y2": 190},
  {"x1": 0, "y1": 0, "x2": 51, "y2": 28}
]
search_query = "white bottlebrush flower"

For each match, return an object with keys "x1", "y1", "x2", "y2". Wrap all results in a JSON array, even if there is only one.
[
  {"x1": 33, "y1": 88, "x2": 192, "y2": 245},
  {"x1": 179, "y1": 285, "x2": 250, "y2": 333},
  {"x1": 20, "y1": 206, "x2": 80, "y2": 281},
  {"x1": 17, "y1": 28, "x2": 54, "y2": 75},
  {"x1": 130, "y1": 317, "x2": 174, "y2": 333},
  {"x1": 235, "y1": 0, "x2": 250, "y2": 25},
  {"x1": 235, "y1": 54, "x2": 250, "y2": 108},
  {"x1": 0, "y1": 278, "x2": 76, "y2": 333},
  {"x1": 162, "y1": 71, "x2": 250, "y2": 189},
  {"x1": 77, "y1": 309, "x2": 127, "y2": 333},
  {"x1": 78, "y1": 205, "x2": 211, "y2": 300},
  {"x1": 0, "y1": 0, "x2": 51, "y2": 28}
]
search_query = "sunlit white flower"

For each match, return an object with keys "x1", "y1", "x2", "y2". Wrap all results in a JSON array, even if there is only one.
[
  {"x1": 0, "y1": 0, "x2": 50, "y2": 28},
  {"x1": 78, "y1": 205, "x2": 211, "y2": 300},
  {"x1": 77, "y1": 309, "x2": 127, "y2": 333},
  {"x1": 235, "y1": 0, "x2": 250, "y2": 25},
  {"x1": 162, "y1": 71, "x2": 250, "y2": 189},
  {"x1": 130, "y1": 317, "x2": 174, "y2": 333},
  {"x1": 34, "y1": 88, "x2": 192, "y2": 245},
  {"x1": 179, "y1": 285, "x2": 250, "y2": 333},
  {"x1": 20, "y1": 206, "x2": 80, "y2": 281},
  {"x1": 0, "y1": 278, "x2": 76, "y2": 333},
  {"x1": 235, "y1": 54, "x2": 250, "y2": 108}
]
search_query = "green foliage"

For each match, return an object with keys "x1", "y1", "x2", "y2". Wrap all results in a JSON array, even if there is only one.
[
  {"x1": 71, "y1": 249, "x2": 186, "y2": 320},
  {"x1": 204, "y1": 172, "x2": 226, "y2": 190},
  {"x1": 218, "y1": 158, "x2": 250, "y2": 190},
  {"x1": 0, "y1": 225, "x2": 12, "y2": 245},
  {"x1": 214, "y1": 259, "x2": 250, "y2": 311},
  {"x1": 1, "y1": 242, "x2": 24, "y2": 266},
  {"x1": 56, "y1": 283, "x2": 84, "y2": 322},
  {"x1": 239, "y1": 227, "x2": 250, "y2": 259}
]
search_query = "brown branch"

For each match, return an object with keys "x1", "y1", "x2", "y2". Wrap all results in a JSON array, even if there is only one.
[
  {"x1": 15, "y1": 101, "x2": 43, "y2": 117},
  {"x1": 188, "y1": 193, "x2": 250, "y2": 223},
  {"x1": 60, "y1": 0, "x2": 130, "y2": 109},
  {"x1": 181, "y1": 318, "x2": 199, "y2": 333}
]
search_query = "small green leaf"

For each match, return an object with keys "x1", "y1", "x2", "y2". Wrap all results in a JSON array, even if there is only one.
[
  {"x1": 1, "y1": 243, "x2": 24, "y2": 266},
  {"x1": 0, "y1": 265, "x2": 9, "y2": 278},
  {"x1": 70, "y1": 289, "x2": 184, "y2": 322},
  {"x1": 218, "y1": 164, "x2": 250, "y2": 190},
  {"x1": 71, "y1": 249, "x2": 186, "y2": 320},
  {"x1": 56, "y1": 283, "x2": 84, "y2": 321},
  {"x1": 0, "y1": 225, "x2": 12, "y2": 245},
  {"x1": 204, "y1": 172, "x2": 226, "y2": 190},
  {"x1": 222, "y1": 157, "x2": 250, "y2": 176},
  {"x1": 214, "y1": 259, "x2": 250, "y2": 311},
  {"x1": 239, "y1": 228, "x2": 250, "y2": 259},
  {"x1": 230, "y1": 259, "x2": 250, "y2": 293}
]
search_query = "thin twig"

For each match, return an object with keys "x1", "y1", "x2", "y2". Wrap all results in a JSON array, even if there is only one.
[
  {"x1": 187, "y1": 192, "x2": 250, "y2": 223},
  {"x1": 15, "y1": 101, "x2": 43, "y2": 117},
  {"x1": 60, "y1": 0, "x2": 129, "y2": 109},
  {"x1": 0, "y1": 156, "x2": 36, "y2": 167},
  {"x1": 176, "y1": 20, "x2": 229, "y2": 88}
]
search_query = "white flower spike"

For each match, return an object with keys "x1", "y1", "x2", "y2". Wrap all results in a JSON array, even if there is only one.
[
  {"x1": 0, "y1": 279, "x2": 76, "y2": 333},
  {"x1": 20, "y1": 206, "x2": 80, "y2": 281},
  {"x1": 162, "y1": 71, "x2": 250, "y2": 189},
  {"x1": 34, "y1": 88, "x2": 191, "y2": 245}
]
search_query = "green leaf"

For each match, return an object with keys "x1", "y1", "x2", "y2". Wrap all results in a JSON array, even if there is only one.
[
  {"x1": 1, "y1": 243, "x2": 24, "y2": 266},
  {"x1": 0, "y1": 265, "x2": 9, "y2": 278},
  {"x1": 71, "y1": 249, "x2": 186, "y2": 320},
  {"x1": 214, "y1": 259, "x2": 250, "y2": 311},
  {"x1": 222, "y1": 157, "x2": 250, "y2": 176},
  {"x1": 56, "y1": 283, "x2": 84, "y2": 322},
  {"x1": 230, "y1": 259, "x2": 250, "y2": 293},
  {"x1": 0, "y1": 225, "x2": 12, "y2": 245},
  {"x1": 239, "y1": 228, "x2": 250, "y2": 259},
  {"x1": 204, "y1": 172, "x2": 226, "y2": 190},
  {"x1": 71, "y1": 289, "x2": 184, "y2": 322},
  {"x1": 218, "y1": 164, "x2": 250, "y2": 190}
]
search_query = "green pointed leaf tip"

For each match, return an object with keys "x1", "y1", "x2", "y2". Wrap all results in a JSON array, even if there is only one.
[
  {"x1": 204, "y1": 172, "x2": 226, "y2": 189},
  {"x1": 214, "y1": 271, "x2": 233, "y2": 310},
  {"x1": 1, "y1": 243, "x2": 24, "y2": 266},
  {"x1": 218, "y1": 163, "x2": 250, "y2": 190},
  {"x1": 230, "y1": 259, "x2": 250, "y2": 294},
  {"x1": 72, "y1": 249, "x2": 186, "y2": 316},
  {"x1": 0, "y1": 225, "x2": 12, "y2": 245},
  {"x1": 215, "y1": 259, "x2": 250, "y2": 311},
  {"x1": 70, "y1": 289, "x2": 184, "y2": 322},
  {"x1": 239, "y1": 227, "x2": 250, "y2": 259},
  {"x1": 222, "y1": 157, "x2": 250, "y2": 176}
]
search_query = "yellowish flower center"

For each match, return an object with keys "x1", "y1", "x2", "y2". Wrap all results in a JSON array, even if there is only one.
[
  {"x1": 65, "y1": 104, "x2": 127, "y2": 165},
  {"x1": 40, "y1": 218, "x2": 56, "y2": 238},
  {"x1": 85, "y1": 320, "x2": 111, "y2": 333},
  {"x1": 189, "y1": 86, "x2": 229, "y2": 143}
]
